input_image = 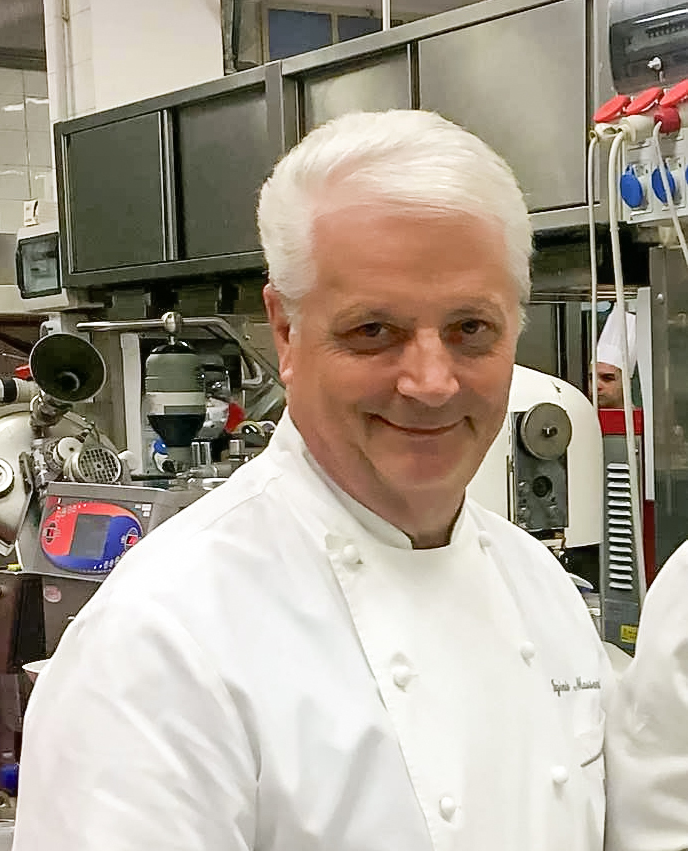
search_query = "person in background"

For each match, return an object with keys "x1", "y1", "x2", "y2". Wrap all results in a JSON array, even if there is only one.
[
  {"x1": 12, "y1": 110, "x2": 613, "y2": 851},
  {"x1": 594, "y1": 304, "x2": 637, "y2": 409},
  {"x1": 605, "y1": 539, "x2": 688, "y2": 851}
]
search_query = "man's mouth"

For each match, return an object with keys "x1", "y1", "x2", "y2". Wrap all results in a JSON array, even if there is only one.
[{"x1": 371, "y1": 416, "x2": 461, "y2": 436}]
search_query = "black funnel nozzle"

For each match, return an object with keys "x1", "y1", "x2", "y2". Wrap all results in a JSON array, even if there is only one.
[
  {"x1": 29, "y1": 333, "x2": 106, "y2": 404},
  {"x1": 28, "y1": 333, "x2": 107, "y2": 428}
]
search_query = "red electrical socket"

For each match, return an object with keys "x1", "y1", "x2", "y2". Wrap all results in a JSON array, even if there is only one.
[
  {"x1": 593, "y1": 94, "x2": 631, "y2": 124},
  {"x1": 624, "y1": 86, "x2": 664, "y2": 115},
  {"x1": 660, "y1": 79, "x2": 688, "y2": 108}
]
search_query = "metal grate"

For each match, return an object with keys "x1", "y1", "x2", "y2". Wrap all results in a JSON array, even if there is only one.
[
  {"x1": 606, "y1": 462, "x2": 634, "y2": 591},
  {"x1": 76, "y1": 445, "x2": 122, "y2": 484}
]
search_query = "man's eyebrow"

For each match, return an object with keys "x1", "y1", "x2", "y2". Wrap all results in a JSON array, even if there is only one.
[
  {"x1": 332, "y1": 299, "x2": 504, "y2": 327},
  {"x1": 445, "y1": 301, "x2": 504, "y2": 319},
  {"x1": 331, "y1": 307, "x2": 398, "y2": 326}
]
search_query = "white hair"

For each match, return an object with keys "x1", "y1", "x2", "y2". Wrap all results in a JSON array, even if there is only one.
[{"x1": 257, "y1": 110, "x2": 532, "y2": 317}]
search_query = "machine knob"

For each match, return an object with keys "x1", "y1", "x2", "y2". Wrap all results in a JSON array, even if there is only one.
[
  {"x1": 161, "y1": 311, "x2": 184, "y2": 339},
  {"x1": 518, "y1": 403, "x2": 572, "y2": 460},
  {"x1": 619, "y1": 166, "x2": 645, "y2": 209}
]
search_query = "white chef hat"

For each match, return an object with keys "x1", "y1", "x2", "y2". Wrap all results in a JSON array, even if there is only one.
[{"x1": 597, "y1": 304, "x2": 637, "y2": 372}]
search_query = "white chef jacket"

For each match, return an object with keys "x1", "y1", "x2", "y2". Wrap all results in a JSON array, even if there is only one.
[
  {"x1": 605, "y1": 539, "x2": 688, "y2": 851},
  {"x1": 13, "y1": 411, "x2": 611, "y2": 851}
]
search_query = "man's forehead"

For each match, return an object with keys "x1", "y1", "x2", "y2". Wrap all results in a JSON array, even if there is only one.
[
  {"x1": 313, "y1": 193, "x2": 500, "y2": 235},
  {"x1": 596, "y1": 365, "x2": 620, "y2": 379}
]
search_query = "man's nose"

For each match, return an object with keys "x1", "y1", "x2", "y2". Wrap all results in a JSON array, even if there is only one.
[{"x1": 396, "y1": 329, "x2": 460, "y2": 407}]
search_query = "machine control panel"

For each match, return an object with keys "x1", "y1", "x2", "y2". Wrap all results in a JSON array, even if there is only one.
[
  {"x1": 22, "y1": 481, "x2": 197, "y2": 581},
  {"x1": 39, "y1": 497, "x2": 145, "y2": 576}
]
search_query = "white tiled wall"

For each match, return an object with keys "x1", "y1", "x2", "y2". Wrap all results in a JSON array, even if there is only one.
[
  {"x1": 44, "y1": 0, "x2": 95, "y2": 120},
  {"x1": 90, "y1": 0, "x2": 223, "y2": 111},
  {"x1": 0, "y1": 68, "x2": 52, "y2": 234},
  {"x1": 44, "y1": 0, "x2": 222, "y2": 118}
]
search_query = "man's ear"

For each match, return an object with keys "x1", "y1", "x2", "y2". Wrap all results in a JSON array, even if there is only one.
[{"x1": 263, "y1": 283, "x2": 294, "y2": 385}]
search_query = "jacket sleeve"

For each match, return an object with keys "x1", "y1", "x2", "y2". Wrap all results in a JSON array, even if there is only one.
[
  {"x1": 605, "y1": 540, "x2": 688, "y2": 851},
  {"x1": 12, "y1": 592, "x2": 257, "y2": 851}
]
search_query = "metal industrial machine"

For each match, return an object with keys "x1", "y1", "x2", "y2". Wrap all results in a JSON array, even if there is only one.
[
  {"x1": 0, "y1": 318, "x2": 280, "y2": 570},
  {"x1": 469, "y1": 365, "x2": 603, "y2": 581},
  {"x1": 0, "y1": 312, "x2": 278, "y2": 770},
  {"x1": 0, "y1": 332, "x2": 120, "y2": 558}
]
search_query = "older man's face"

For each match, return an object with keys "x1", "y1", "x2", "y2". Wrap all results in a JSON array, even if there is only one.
[{"x1": 266, "y1": 203, "x2": 521, "y2": 517}]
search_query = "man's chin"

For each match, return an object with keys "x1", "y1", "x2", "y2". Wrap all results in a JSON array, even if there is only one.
[{"x1": 377, "y1": 458, "x2": 469, "y2": 493}]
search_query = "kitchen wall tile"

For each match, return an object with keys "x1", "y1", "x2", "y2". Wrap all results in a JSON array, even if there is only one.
[
  {"x1": 0, "y1": 96, "x2": 25, "y2": 132},
  {"x1": 22, "y1": 71, "x2": 49, "y2": 98},
  {"x1": 0, "y1": 131, "x2": 29, "y2": 166},
  {"x1": 28, "y1": 132, "x2": 53, "y2": 168},
  {"x1": 0, "y1": 168, "x2": 30, "y2": 201},
  {"x1": 0, "y1": 69, "x2": 23, "y2": 96}
]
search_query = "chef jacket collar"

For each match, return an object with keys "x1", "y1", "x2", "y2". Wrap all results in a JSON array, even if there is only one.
[{"x1": 274, "y1": 409, "x2": 466, "y2": 550}]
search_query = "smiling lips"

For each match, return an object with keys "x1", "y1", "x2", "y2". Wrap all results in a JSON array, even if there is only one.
[{"x1": 373, "y1": 416, "x2": 462, "y2": 436}]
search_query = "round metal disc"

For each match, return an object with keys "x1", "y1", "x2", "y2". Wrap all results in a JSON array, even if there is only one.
[
  {"x1": 518, "y1": 403, "x2": 572, "y2": 460},
  {"x1": 0, "y1": 458, "x2": 14, "y2": 497}
]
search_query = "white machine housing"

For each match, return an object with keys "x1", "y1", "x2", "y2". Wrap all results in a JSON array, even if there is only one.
[{"x1": 468, "y1": 365, "x2": 603, "y2": 548}]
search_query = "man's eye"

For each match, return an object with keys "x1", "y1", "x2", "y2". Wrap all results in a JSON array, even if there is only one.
[
  {"x1": 445, "y1": 319, "x2": 498, "y2": 353},
  {"x1": 356, "y1": 322, "x2": 384, "y2": 338},
  {"x1": 339, "y1": 322, "x2": 401, "y2": 353},
  {"x1": 460, "y1": 319, "x2": 487, "y2": 335},
  {"x1": 446, "y1": 319, "x2": 490, "y2": 339}
]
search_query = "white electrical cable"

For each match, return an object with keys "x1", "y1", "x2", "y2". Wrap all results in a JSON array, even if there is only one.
[
  {"x1": 381, "y1": 0, "x2": 391, "y2": 30},
  {"x1": 587, "y1": 133, "x2": 599, "y2": 411},
  {"x1": 607, "y1": 129, "x2": 648, "y2": 603},
  {"x1": 651, "y1": 121, "x2": 688, "y2": 269}
]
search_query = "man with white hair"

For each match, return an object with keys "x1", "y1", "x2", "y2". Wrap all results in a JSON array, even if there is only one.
[{"x1": 13, "y1": 110, "x2": 612, "y2": 851}]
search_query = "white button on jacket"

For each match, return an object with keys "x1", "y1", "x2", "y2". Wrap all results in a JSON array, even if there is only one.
[
  {"x1": 14, "y1": 412, "x2": 613, "y2": 851},
  {"x1": 340, "y1": 543, "x2": 361, "y2": 566},
  {"x1": 439, "y1": 796, "x2": 458, "y2": 820},
  {"x1": 520, "y1": 640, "x2": 537, "y2": 662}
]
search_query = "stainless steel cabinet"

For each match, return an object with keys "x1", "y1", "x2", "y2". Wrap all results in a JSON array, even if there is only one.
[
  {"x1": 418, "y1": 0, "x2": 588, "y2": 213},
  {"x1": 177, "y1": 87, "x2": 271, "y2": 258},
  {"x1": 300, "y1": 49, "x2": 412, "y2": 132},
  {"x1": 66, "y1": 114, "x2": 166, "y2": 271}
]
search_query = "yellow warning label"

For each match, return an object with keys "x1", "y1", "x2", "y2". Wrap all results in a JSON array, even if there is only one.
[{"x1": 620, "y1": 625, "x2": 638, "y2": 644}]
